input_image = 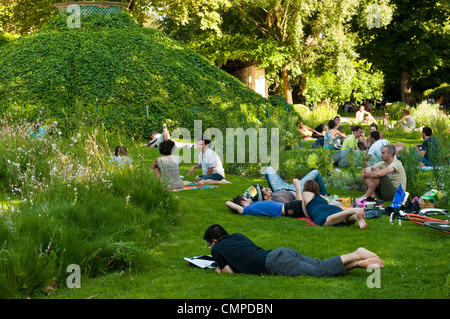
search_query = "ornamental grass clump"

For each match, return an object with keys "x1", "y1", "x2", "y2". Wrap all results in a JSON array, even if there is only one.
[{"x1": 0, "y1": 114, "x2": 181, "y2": 298}]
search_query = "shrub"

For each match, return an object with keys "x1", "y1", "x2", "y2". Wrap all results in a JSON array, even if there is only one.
[
  {"x1": 385, "y1": 102, "x2": 409, "y2": 120},
  {"x1": 411, "y1": 101, "x2": 450, "y2": 133},
  {"x1": 292, "y1": 103, "x2": 338, "y2": 127}
]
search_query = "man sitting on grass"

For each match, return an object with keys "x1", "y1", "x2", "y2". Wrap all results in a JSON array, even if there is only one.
[
  {"x1": 414, "y1": 127, "x2": 440, "y2": 167},
  {"x1": 357, "y1": 144, "x2": 406, "y2": 202},
  {"x1": 187, "y1": 138, "x2": 231, "y2": 185},
  {"x1": 203, "y1": 224, "x2": 384, "y2": 276}
]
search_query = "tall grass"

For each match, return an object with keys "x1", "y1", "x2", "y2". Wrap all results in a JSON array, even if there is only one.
[{"x1": 0, "y1": 113, "x2": 182, "y2": 298}]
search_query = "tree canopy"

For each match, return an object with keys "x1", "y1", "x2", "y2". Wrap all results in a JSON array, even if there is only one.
[{"x1": 1, "y1": 0, "x2": 448, "y2": 104}]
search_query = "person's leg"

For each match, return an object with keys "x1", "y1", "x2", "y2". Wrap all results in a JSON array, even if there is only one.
[
  {"x1": 263, "y1": 167, "x2": 294, "y2": 192},
  {"x1": 162, "y1": 130, "x2": 170, "y2": 141},
  {"x1": 357, "y1": 176, "x2": 381, "y2": 200},
  {"x1": 197, "y1": 173, "x2": 231, "y2": 184},
  {"x1": 375, "y1": 176, "x2": 396, "y2": 201},
  {"x1": 265, "y1": 248, "x2": 346, "y2": 277},
  {"x1": 340, "y1": 248, "x2": 384, "y2": 271},
  {"x1": 324, "y1": 208, "x2": 367, "y2": 229},
  {"x1": 301, "y1": 169, "x2": 328, "y2": 195}
]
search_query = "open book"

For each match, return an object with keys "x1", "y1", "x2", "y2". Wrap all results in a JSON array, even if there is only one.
[{"x1": 184, "y1": 255, "x2": 217, "y2": 269}]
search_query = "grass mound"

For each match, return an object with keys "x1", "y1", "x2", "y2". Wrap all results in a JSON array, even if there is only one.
[{"x1": 0, "y1": 13, "x2": 271, "y2": 137}]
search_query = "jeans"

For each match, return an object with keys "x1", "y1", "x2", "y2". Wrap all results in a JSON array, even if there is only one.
[
  {"x1": 199, "y1": 173, "x2": 224, "y2": 181},
  {"x1": 263, "y1": 167, "x2": 328, "y2": 195}
]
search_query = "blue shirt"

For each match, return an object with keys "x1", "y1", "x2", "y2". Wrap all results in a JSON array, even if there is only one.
[{"x1": 243, "y1": 201, "x2": 284, "y2": 217}]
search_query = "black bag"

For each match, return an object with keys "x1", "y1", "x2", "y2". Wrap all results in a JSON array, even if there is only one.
[
  {"x1": 384, "y1": 199, "x2": 421, "y2": 216},
  {"x1": 364, "y1": 208, "x2": 382, "y2": 219}
]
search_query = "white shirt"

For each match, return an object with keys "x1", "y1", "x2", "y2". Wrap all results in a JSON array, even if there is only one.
[
  {"x1": 368, "y1": 139, "x2": 391, "y2": 159},
  {"x1": 198, "y1": 147, "x2": 225, "y2": 177}
]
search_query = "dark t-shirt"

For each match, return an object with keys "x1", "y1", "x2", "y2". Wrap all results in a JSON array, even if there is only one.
[
  {"x1": 421, "y1": 137, "x2": 439, "y2": 163},
  {"x1": 211, "y1": 233, "x2": 270, "y2": 275}
]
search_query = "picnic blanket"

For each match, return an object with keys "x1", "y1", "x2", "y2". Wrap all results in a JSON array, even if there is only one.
[
  {"x1": 297, "y1": 216, "x2": 318, "y2": 227},
  {"x1": 420, "y1": 166, "x2": 442, "y2": 171},
  {"x1": 171, "y1": 182, "x2": 220, "y2": 192}
]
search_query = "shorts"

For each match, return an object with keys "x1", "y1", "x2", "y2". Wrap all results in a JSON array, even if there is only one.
[
  {"x1": 375, "y1": 175, "x2": 396, "y2": 201},
  {"x1": 283, "y1": 200, "x2": 305, "y2": 218}
]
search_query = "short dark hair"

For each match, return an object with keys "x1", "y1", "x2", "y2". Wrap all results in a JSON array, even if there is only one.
[
  {"x1": 199, "y1": 138, "x2": 211, "y2": 145},
  {"x1": 203, "y1": 224, "x2": 228, "y2": 243},
  {"x1": 370, "y1": 131, "x2": 380, "y2": 141},
  {"x1": 370, "y1": 123, "x2": 378, "y2": 130},
  {"x1": 351, "y1": 125, "x2": 362, "y2": 132},
  {"x1": 383, "y1": 144, "x2": 396, "y2": 156},
  {"x1": 422, "y1": 127, "x2": 432, "y2": 137},
  {"x1": 159, "y1": 140, "x2": 175, "y2": 156},
  {"x1": 328, "y1": 120, "x2": 336, "y2": 129},
  {"x1": 114, "y1": 145, "x2": 127, "y2": 156},
  {"x1": 232, "y1": 196, "x2": 246, "y2": 206}
]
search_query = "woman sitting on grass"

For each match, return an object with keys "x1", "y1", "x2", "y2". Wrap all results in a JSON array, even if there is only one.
[
  {"x1": 302, "y1": 180, "x2": 367, "y2": 229},
  {"x1": 324, "y1": 120, "x2": 346, "y2": 150},
  {"x1": 396, "y1": 108, "x2": 416, "y2": 131},
  {"x1": 151, "y1": 139, "x2": 184, "y2": 190}
]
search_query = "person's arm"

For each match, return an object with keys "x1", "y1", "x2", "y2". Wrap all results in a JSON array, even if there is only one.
[
  {"x1": 361, "y1": 164, "x2": 378, "y2": 179},
  {"x1": 293, "y1": 178, "x2": 302, "y2": 200},
  {"x1": 396, "y1": 116, "x2": 408, "y2": 126},
  {"x1": 206, "y1": 167, "x2": 215, "y2": 175},
  {"x1": 216, "y1": 265, "x2": 234, "y2": 274},
  {"x1": 301, "y1": 191, "x2": 315, "y2": 218},
  {"x1": 334, "y1": 129, "x2": 346, "y2": 138},
  {"x1": 187, "y1": 164, "x2": 201, "y2": 176},
  {"x1": 150, "y1": 158, "x2": 158, "y2": 169},
  {"x1": 364, "y1": 165, "x2": 395, "y2": 179},
  {"x1": 225, "y1": 201, "x2": 244, "y2": 214},
  {"x1": 151, "y1": 158, "x2": 161, "y2": 178}
]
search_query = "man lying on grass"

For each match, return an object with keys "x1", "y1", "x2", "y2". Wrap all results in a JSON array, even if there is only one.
[
  {"x1": 226, "y1": 178, "x2": 367, "y2": 228},
  {"x1": 203, "y1": 224, "x2": 384, "y2": 276}
]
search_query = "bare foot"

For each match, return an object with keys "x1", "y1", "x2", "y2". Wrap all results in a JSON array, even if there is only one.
[
  {"x1": 356, "y1": 212, "x2": 367, "y2": 229},
  {"x1": 358, "y1": 257, "x2": 384, "y2": 269},
  {"x1": 355, "y1": 247, "x2": 378, "y2": 260}
]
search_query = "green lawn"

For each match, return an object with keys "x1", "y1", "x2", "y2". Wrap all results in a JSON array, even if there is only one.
[{"x1": 46, "y1": 146, "x2": 450, "y2": 300}]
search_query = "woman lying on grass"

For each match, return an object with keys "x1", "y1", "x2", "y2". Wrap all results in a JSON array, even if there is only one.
[{"x1": 302, "y1": 180, "x2": 367, "y2": 229}]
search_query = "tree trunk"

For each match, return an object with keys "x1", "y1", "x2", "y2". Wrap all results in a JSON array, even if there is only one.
[
  {"x1": 292, "y1": 76, "x2": 307, "y2": 105},
  {"x1": 400, "y1": 71, "x2": 412, "y2": 104},
  {"x1": 281, "y1": 67, "x2": 293, "y2": 104}
]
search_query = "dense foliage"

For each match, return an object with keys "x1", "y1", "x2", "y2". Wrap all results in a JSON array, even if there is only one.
[{"x1": 0, "y1": 13, "x2": 273, "y2": 137}]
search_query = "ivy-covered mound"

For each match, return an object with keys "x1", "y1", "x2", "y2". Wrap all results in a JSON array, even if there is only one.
[{"x1": 0, "y1": 13, "x2": 272, "y2": 136}]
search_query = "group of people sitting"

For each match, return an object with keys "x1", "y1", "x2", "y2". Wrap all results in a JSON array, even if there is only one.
[
  {"x1": 148, "y1": 124, "x2": 231, "y2": 188},
  {"x1": 299, "y1": 110, "x2": 438, "y2": 169}
]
